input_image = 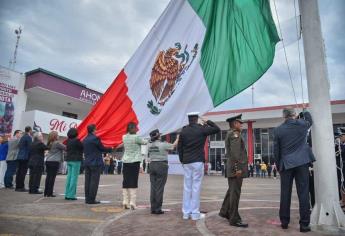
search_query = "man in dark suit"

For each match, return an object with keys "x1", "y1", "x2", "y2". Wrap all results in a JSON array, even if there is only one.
[
  {"x1": 83, "y1": 124, "x2": 113, "y2": 204},
  {"x1": 15, "y1": 126, "x2": 32, "y2": 192},
  {"x1": 178, "y1": 112, "x2": 220, "y2": 220},
  {"x1": 274, "y1": 107, "x2": 315, "y2": 233}
]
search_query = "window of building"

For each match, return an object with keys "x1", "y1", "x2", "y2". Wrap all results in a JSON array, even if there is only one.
[{"x1": 62, "y1": 111, "x2": 78, "y2": 119}]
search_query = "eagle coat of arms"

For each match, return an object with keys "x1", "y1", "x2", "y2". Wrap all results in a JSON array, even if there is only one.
[{"x1": 147, "y1": 42, "x2": 199, "y2": 115}]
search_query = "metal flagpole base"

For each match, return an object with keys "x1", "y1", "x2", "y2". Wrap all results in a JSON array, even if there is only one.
[{"x1": 311, "y1": 201, "x2": 345, "y2": 233}]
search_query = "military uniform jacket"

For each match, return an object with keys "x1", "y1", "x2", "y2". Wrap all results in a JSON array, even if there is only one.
[{"x1": 225, "y1": 130, "x2": 248, "y2": 178}]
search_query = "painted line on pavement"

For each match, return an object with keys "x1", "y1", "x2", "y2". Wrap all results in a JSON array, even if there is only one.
[
  {"x1": 196, "y1": 207, "x2": 299, "y2": 236},
  {"x1": 0, "y1": 214, "x2": 103, "y2": 224},
  {"x1": 91, "y1": 210, "x2": 134, "y2": 236},
  {"x1": 33, "y1": 197, "x2": 45, "y2": 203}
]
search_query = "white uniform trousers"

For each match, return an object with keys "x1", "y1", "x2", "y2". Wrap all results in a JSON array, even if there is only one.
[{"x1": 182, "y1": 162, "x2": 204, "y2": 220}]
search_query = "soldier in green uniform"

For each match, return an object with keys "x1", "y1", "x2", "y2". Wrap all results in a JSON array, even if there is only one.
[{"x1": 219, "y1": 114, "x2": 248, "y2": 227}]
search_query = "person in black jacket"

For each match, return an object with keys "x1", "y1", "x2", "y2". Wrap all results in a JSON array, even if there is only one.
[
  {"x1": 28, "y1": 132, "x2": 48, "y2": 194},
  {"x1": 64, "y1": 128, "x2": 83, "y2": 200},
  {"x1": 274, "y1": 107, "x2": 315, "y2": 233},
  {"x1": 83, "y1": 124, "x2": 113, "y2": 204},
  {"x1": 178, "y1": 112, "x2": 220, "y2": 220}
]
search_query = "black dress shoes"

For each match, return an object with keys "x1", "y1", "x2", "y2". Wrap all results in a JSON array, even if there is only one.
[
  {"x1": 230, "y1": 222, "x2": 248, "y2": 228},
  {"x1": 15, "y1": 188, "x2": 28, "y2": 192},
  {"x1": 151, "y1": 210, "x2": 164, "y2": 215},
  {"x1": 87, "y1": 201, "x2": 101, "y2": 204},
  {"x1": 218, "y1": 212, "x2": 229, "y2": 219},
  {"x1": 29, "y1": 191, "x2": 43, "y2": 194},
  {"x1": 300, "y1": 225, "x2": 311, "y2": 233},
  {"x1": 281, "y1": 224, "x2": 288, "y2": 229},
  {"x1": 45, "y1": 194, "x2": 56, "y2": 197}
]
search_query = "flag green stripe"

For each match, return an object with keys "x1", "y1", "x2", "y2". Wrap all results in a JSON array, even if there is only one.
[{"x1": 188, "y1": 0, "x2": 280, "y2": 106}]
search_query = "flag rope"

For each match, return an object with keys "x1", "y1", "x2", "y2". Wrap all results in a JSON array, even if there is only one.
[
  {"x1": 273, "y1": 0, "x2": 298, "y2": 106},
  {"x1": 294, "y1": 0, "x2": 305, "y2": 106}
]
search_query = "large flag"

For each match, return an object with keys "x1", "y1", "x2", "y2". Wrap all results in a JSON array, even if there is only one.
[{"x1": 77, "y1": 0, "x2": 279, "y2": 146}]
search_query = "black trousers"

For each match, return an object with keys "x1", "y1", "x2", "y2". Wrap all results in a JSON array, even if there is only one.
[
  {"x1": 84, "y1": 165, "x2": 102, "y2": 203},
  {"x1": 44, "y1": 162, "x2": 60, "y2": 196},
  {"x1": 280, "y1": 164, "x2": 310, "y2": 227},
  {"x1": 122, "y1": 162, "x2": 140, "y2": 188},
  {"x1": 29, "y1": 165, "x2": 44, "y2": 193},
  {"x1": 219, "y1": 177, "x2": 243, "y2": 224},
  {"x1": 309, "y1": 170, "x2": 315, "y2": 208},
  {"x1": 149, "y1": 161, "x2": 168, "y2": 212},
  {"x1": 16, "y1": 159, "x2": 29, "y2": 189}
]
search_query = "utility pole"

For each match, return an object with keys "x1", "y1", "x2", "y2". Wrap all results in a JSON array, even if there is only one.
[
  {"x1": 9, "y1": 27, "x2": 22, "y2": 70},
  {"x1": 299, "y1": 0, "x2": 345, "y2": 229}
]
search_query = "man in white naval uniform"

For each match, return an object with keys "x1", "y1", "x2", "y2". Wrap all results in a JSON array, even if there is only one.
[{"x1": 178, "y1": 112, "x2": 220, "y2": 220}]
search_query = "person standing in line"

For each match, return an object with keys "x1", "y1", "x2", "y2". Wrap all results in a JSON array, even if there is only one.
[
  {"x1": 117, "y1": 157, "x2": 123, "y2": 175},
  {"x1": 267, "y1": 163, "x2": 272, "y2": 178},
  {"x1": 28, "y1": 132, "x2": 48, "y2": 194},
  {"x1": 109, "y1": 156, "x2": 115, "y2": 175},
  {"x1": 44, "y1": 131, "x2": 66, "y2": 197},
  {"x1": 148, "y1": 129, "x2": 179, "y2": 214},
  {"x1": 15, "y1": 126, "x2": 32, "y2": 192},
  {"x1": 64, "y1": 128, "x2": 83, "y2": 201},
  {"x1": 83, "y1": 124, "x2": 113, "y2": 204},
  {"x1": 260, "y1": 162, "x2": 267, "y2": 178},
  {"x1": 249, "y1": 164, "x2": 254, "y2": 178},
  {"x1": 120, "y1": 122, "x2": 148, "y2": 210},
  {"x1": 335, "y1": 128, "x2": 345, "y2": 208},
  {"x1": 178, "y1": 112, "x2": 220, "y2": 220},
  {"x1": 255, "y1": 161, "x2": 261, "y2": 178},
  {"x1": 4, "y1": 130, "x2": 22, "y2": 188},
  {"x1": 219, "y1": 114, "x2": 248, "y2": 228},
  {"x1": 272, "y1": 162, "x2": 278, "y2": 179},
  {"x1": 0, "y1": 136, "x2": 9, "y2": 188},
  {"x1": 103, "y1": 154, "x2": 111, "y2": 175},
  {"x1": 274, "y1": 108, "x2": 315, "y2": 233}
]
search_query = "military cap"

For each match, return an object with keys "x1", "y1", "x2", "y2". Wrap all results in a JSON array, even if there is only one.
[
  {"x1": 226, "y1": 114, "x2": 244, "y2": 123},
  {"x1": 149, "y1": 129, "x2": 161, "y2": 138},
  {"x1": 187, "y1": 112, "x2": 200, "y2": 117}
]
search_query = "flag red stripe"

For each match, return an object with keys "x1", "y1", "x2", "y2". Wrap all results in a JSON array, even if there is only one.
[{"x1": 77, "y1": 69, "x2": 138, "y2": 147}]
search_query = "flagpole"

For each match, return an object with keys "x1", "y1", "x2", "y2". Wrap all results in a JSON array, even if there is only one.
[{"x1": 299, "y1": 0, "x2": 345, "y2": 229}]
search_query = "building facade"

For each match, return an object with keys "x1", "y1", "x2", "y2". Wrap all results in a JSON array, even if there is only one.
[
  {"x1": 0, "y1": 66, "x2": 102, "y2": 139},
  {"x1": 204, "y1": 102, "x2": 345, "y2": 172}
]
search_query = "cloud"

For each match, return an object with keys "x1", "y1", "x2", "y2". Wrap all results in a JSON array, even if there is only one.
[{"x1": 0, "y1": 0, "x2": 344, "y2": 108}]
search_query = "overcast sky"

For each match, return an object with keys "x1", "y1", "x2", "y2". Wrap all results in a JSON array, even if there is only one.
[{"x1": 0, "y1": 0, "x2": 344, "y2": 111}]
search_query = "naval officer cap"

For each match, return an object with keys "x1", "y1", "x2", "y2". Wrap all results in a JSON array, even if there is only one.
[
  {"x1": 226, "y1": 114, "x2": 244, "y2": 123},
  {"x1": 187, "y1": 112, "x2": 200, "y2": 117},
  {"x1": 149, "y1": 129, "x2": 161, "y2": 138}
]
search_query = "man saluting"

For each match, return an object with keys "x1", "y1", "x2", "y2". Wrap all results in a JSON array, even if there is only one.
[{"x1": 219, "y1": 114, "x2": 248, "y2": 228}]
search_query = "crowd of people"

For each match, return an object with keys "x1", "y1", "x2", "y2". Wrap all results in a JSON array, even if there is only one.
[
  {"x1": 247, "y1": 161, "x2": 278, "y2": 179},
  {"x1": 0, "y1": 109, "x2": 344, "y2": 233}
]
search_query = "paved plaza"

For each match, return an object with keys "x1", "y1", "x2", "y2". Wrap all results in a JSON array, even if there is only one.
[{"x1": 0, "y1": 173, "x2": 344, "y2": 236}]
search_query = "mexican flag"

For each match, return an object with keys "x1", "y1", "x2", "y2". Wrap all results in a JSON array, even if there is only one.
[{"x1": 77, "y1": 0, "x2": 279, "y2": 146}]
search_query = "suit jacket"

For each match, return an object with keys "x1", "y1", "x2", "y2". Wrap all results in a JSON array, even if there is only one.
[
  {"x1": 83, "y1": 133, "x2": 112, "y2": 166},
  {"x1": 178, "y1": 120, "x2": 220, "y2": 164},
  {"x1": 225, "y1": 130, "x2": 248, "y2": 178},
  {"x1": 273, "y1": 111, "x2": 315, "y2": 171},
  {"x1": 6, "y1": 138, "x2": 20, "y2": 161},
  {"x1": 28, "y1": 141, "x2": 49, "y2": 167},
  {"x1": 16, "y1": 133, "x2": 32, "y2": 161}
]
